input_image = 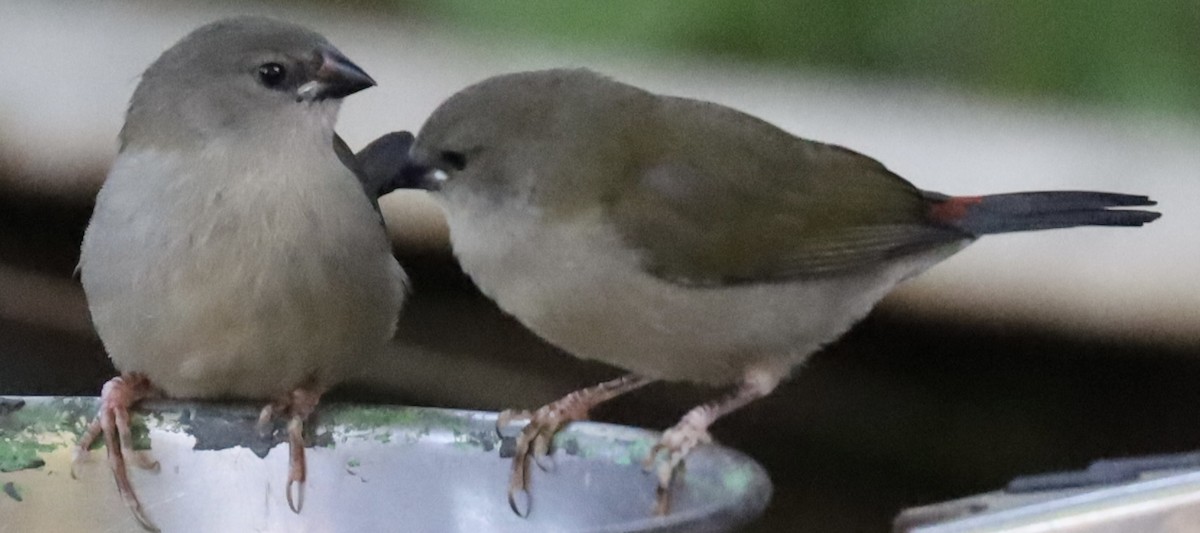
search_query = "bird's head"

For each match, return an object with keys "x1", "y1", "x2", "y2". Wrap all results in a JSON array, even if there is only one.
[{"x1": 121, "y1": 16, "x2": 375, "y2": 150}]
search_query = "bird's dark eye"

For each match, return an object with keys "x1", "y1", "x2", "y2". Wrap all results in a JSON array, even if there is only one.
[
  {"x1": 440, "y1": 150, "x2": 467, "y2": 171},
  {"x1": 257, "y1": 63, "x2": 287, "y2": 88}
]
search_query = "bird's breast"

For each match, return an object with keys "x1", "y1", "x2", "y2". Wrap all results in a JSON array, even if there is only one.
[{"x1": 82, "y1": 148, "x2": 405, "y2": 398}]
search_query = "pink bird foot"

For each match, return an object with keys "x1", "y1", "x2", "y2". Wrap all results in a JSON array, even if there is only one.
[
  {"x1": 498, "y1": 373, "x2": 652, "y2": 516},
  {"x1": 258, "y1": 386, "x2": 323, "y2": 514},
  {"x1": 644, "y1": 409, "x2": 714, "y2": 516},
  {"x1": 72, "y1": 373, "x2": 161, "y2": 532},
  {"x1": 645, "y1": 369, "x2": 780, "y2": 515}
]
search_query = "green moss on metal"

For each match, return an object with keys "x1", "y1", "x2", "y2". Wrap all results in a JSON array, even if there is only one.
[
  {"x1": 623, "y1": 437, "x2": 654, "y2": 466},
  {"x1": 0, "y1": 398, "x2": 92, "y2": 438},
  {"x1": 0, "y1": 397, "x2": 154, "y2": 473},
  {"x1": 447, "y1": 428, "x2": 500, "y2": 452},
  {"x1": 326, "y1": 405, "x2": 424, "y2": 431},
  {"x1": 0, "y1": 398, "x2": 87, "y2": 472},
  {"x1": 0, "y1": 439, "x2": 53, "y2": 472},
  {"x1": 323, "y1": 405, "x2": 478, "y2": 448},
  {"x1": 564, "y1": 433, "x2": 654, "y2": 466},
  {"x1": 722, "y1": 465, "x2": 755, "y2": 494}
]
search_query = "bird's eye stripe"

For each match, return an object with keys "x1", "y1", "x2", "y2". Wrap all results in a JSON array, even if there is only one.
[{"x1": 441, "y1": 151, "x2": 467, "y2": 171}]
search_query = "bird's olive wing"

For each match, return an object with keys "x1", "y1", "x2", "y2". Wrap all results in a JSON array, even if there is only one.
[{"x1": 608, "y1": 135, "x2": 967, "y2": 286}]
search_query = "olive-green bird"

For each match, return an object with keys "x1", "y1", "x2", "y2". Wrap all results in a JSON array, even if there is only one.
[{"x1": 400, "y1": 68, "x2": 1160, "y2": 516}]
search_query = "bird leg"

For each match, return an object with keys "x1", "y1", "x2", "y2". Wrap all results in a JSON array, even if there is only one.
[
  {"x1": 645, "y1": 368, "x2": 781, "y2": 516},
  {"x1": 498, "y1": 373, "x2": 654, "y2": 516},
  {"x1": 72, "y1": 373, "x2": 161, "y2": 532},
  {"x1": 257, "y1": 385, "x2": 322, "y2": 514}
]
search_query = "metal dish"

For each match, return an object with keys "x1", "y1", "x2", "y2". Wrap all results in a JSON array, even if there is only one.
[{"x1": 0, "y1": 396, "x2": 771, "y2": 532}]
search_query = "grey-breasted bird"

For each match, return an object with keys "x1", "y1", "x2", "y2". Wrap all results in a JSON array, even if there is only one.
[
  {"x1": 399, "y1": 69, "x2": 1160, "y2": 516},
  {"x1": 76, "y1": 17, "x2": 407, "y2": 530}
]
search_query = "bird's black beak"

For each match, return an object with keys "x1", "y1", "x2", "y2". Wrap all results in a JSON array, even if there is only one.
[
  {"x1": 376, "y1": 145, "x2": 444, "y2": 192},
  {"x1": 298, "y1": 48, "x2": 376, "y2": 101},
  {"x1": 400, "y1": 152, "x2": 446, "y2": 192},
  {"x1": 419, "y1": 169, "x2": 448, "y2": 192},
  {"x1": 354, "y1": 132, "x2": 443, "y2": 197},
  {"x1": 354, "y1": 131, "x2": 427, "y2": 198}
]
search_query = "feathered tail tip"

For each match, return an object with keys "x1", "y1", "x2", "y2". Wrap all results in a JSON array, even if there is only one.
[{"x1": 927, "y1": 191, "x2": 1161, "y2": 236}]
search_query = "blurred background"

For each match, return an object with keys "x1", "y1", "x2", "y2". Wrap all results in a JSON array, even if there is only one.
[{"x1": 1, "y1": 1, "x2": 1198, "y2": 531}]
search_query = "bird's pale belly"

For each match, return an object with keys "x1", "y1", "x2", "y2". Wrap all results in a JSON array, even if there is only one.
[
  {"x1": 83, "y1": 170, "x2": 404, "y2": 400},
  {"x1": 94, "y1": 241, "x2": 393, "y2": 399},
  {"x1": 449, "y1": 210, "x2": 950, "y2": 386}
]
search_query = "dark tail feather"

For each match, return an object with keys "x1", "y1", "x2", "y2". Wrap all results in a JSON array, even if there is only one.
[{"x1": 926, "y1": 191, "x2": 1161, "y2": 236}]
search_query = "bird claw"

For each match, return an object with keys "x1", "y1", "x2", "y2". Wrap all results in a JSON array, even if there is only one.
[
  {"x1": 644, "y1": 419, "x2": 713, "y2": 516},
  {"x1": 502, "y1": 374, "x2": 653, "y2": 518},
  {"x1": 496, "y1": 408, "x2": 532, "y2": 437},
  {"x1": 129, "y1": 453, "x2": 161, "y2": 472},
  {"x1": 507, "y1": 482, "x2": 532, "y2": 517},
  {"x1": 72, "y1": 374, "x2": 160, "y2": 532},
  {"x1": 286, "y1": 413, "x2": 307, "y2": 514},
  {"x1": 259, "y1": 386, "x2": 320, "y2": 515},
  {"x1": 286, "y1": 478, "x2": 305, "y2": 514},
  {"x1": 531, "y1": 431, "x2": 557, "y2": 473},
  {"x1": 257, "y1": 403, "x2": 278, "y2": 438},
  {"x1": 505, "y1": 401, "x2": 587, "y2": 517}
]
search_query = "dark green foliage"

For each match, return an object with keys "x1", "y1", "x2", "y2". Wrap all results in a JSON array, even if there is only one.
[{"x1": 405, "y1": 0, "x2": 1200, "y2": 116}]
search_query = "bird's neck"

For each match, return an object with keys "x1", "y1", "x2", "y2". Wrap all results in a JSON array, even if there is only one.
[{"x1": 123, "y1": 101, "x2": 341, "y2": 154}]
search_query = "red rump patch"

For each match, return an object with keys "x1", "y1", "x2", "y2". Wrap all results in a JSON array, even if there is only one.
[{"x1": 929, "y1": 196, "x2": 984, "y2": 222}]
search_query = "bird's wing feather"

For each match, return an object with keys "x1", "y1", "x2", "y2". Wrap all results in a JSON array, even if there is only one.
[
  {"x1": 607, "y1": 97, "x2": 968, "y2": 286},
  {"x1": 334, "y1": 134, "x2": 367, "y2": 185}
]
